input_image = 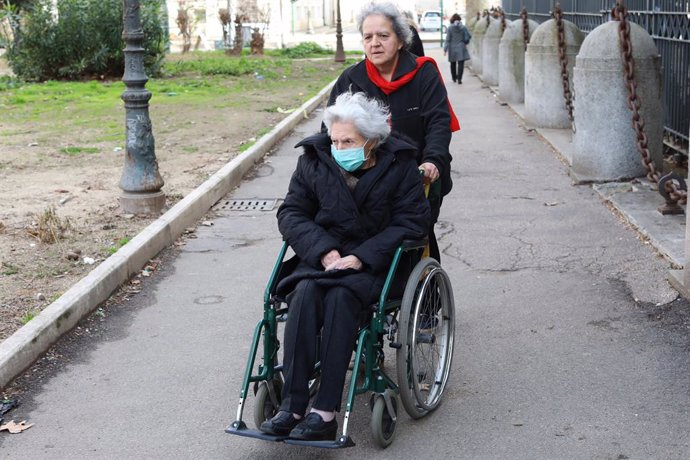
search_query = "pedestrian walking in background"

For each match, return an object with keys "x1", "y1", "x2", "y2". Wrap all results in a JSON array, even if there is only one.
[
  {"x1": 327, "y1": 1, "x2": 460, "y2": 262},
  {"x1": 443, "y1": 14, "x2": 471, "y2": 84}
]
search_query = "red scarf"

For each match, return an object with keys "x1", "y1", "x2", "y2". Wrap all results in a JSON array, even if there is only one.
[{"x1": 365, "y1": 56, "x2": 460, "y2": 132}]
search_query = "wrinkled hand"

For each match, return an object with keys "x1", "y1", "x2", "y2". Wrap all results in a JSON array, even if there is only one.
[
  {"x1": 419, "y1": 162, "x2": 440, "y2": 184},
  {"x1": 325, "y1": 255, "x2": 363, "y2": 271},
  {"x1": 321, "y1": 249, "x2": 341, "y2": 269}
]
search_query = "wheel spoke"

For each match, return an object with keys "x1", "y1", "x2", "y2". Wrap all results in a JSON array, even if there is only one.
[{"x1": 397, "y1": 259, "x2": 455, "y2": 417}]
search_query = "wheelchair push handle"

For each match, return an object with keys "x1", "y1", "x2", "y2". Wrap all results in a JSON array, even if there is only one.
[{"x1": 418, "y1": 168, "x2": 441, "y2": 198}]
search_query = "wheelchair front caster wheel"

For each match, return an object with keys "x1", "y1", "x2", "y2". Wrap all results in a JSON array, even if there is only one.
[
  {"x1": 253, "y1": 381, "x2": 281, "y2": 430},
  {"x1": 370, "y1": 391, "x2": 398, "y2": 448}
]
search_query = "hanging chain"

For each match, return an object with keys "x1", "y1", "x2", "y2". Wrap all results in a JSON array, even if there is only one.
[
  {"x1": 553, "y1": 4, "x2": 575, "y2": 127},
  {"x1": 612, "y1": 0, "x2": 686, "y2": 210},
  {"x1": 520, "y1": 7, "x2": 530, "y2": 51}
]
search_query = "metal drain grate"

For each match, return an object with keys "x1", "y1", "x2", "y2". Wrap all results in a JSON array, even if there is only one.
[{"x1": 217, "y1": 199, "x2": 278, "y2": 211}]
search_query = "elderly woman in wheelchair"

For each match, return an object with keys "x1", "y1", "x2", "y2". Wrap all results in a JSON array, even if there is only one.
[{"x1": 227, "y1": 91, "x2": 455, "y2": 448}]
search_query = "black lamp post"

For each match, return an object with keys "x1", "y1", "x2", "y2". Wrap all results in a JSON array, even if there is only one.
[
  {"x1": 334, "y1": 0, "x2": 345, "y2": 62},
  {"x1": 119, "y1": 0, "x2": 165, "y2": 214}
]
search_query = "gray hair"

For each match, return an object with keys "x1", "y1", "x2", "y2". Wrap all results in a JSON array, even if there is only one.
[
  {"x1": 323, "y1": 92, "x2": 391, "y2": 143},
  {"x1": 356, "y1": 1, "x2": 413, "y2": 47}
]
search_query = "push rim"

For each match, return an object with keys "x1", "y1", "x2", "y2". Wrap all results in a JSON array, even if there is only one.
[{"x1": 396, "y1": 258, "x2": 455, "y2": 418}]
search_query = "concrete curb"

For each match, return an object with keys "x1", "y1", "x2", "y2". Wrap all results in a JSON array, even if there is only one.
[{"x1": 0, "y1": 79, "x2": 336, "y2": 390}]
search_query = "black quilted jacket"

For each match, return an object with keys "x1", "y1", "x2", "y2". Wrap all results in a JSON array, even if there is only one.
[{"x1": 276, "y1": 132, "x2": 430, "y2": 304}]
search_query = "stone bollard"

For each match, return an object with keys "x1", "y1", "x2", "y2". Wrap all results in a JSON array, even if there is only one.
[
  {"x1": 470, "y1": 16, "x2": 492, "y2": 75},
  {"x1": 571, "y1": 21, "x2": 663, "y2": 182},
  {"x1": 524, "y1": 18, "x2": 584, "y2": 128},
  {"x1": 481, "y1": 18, "x2": 504, "y2": 85},
  {"x1": 498, "y1": 18, "x2": 539, "y2": 103},
  {"x1": 467, "y1": 16, "x2": 478, "y2": 33},
  {"x1": 669, "y1": 122, "x2": 690, "y2": 298}
]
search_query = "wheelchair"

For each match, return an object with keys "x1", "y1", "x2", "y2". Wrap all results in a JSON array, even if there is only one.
[{"x1": 226, "y1": 238, "x2": 455, "y2": 449}]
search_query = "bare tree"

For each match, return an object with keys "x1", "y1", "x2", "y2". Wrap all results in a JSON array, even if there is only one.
[
  {"x1": 218, "y1": 8, "x2": 231, "y2": 48},
  {"x1": 228, "y1": 12, "x2": 245, "y2": 55},
  {"x1": 176, "y1": 1, "x2": 194, "y2": 53},
  {"x1": 236, "y1": 0, "x2": 270, "y2": 55}
]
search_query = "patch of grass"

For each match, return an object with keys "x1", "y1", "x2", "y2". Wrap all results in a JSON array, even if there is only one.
[
  {"x1": 106, "y1": 237, "x2": 131, "y2": 255},
  {"x1": 238, "y1": 140, "x2": 256, "y2": 152},
  {"x1": 20, "y1": 311, "x2": 37, "y2": 325},
  {"x1": 162, "y1": 52, "x2": 289, "y2": 78},
  {"x1": 60, "y1": 146, "x2": 100, "y2": 156},
  {"x1": 181, "y1": 146, "x2": 199, "y2": 154},
  {"x1": 275, "y1": 42, "x2": 331, "y2": 59},
  {"x1": 2, "y1": 262, "x2": 19, "y2": 276},
  {"x1": 95, "y1": 132, "x2": 122, "y2": 142},
  {"x1": 257, "y1": 127, "x2": 272, "y2": 137},
  {"x1": 0, "y1": 76, "x2": 24, "y2": 92},
  {"x1": 48, "y1": 293, "x2": 62, "y2": 302},
  {"x1": 0, "y1": 54, "x2": 347, "y2": 150},
  {"x1": 8, "y1": 95, "x2": 27, "y2": 104},
  {"x1": 238, "y1": 126, "x2": 273, "y2": 152}
]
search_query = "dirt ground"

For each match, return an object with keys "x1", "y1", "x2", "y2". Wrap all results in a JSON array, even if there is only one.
[{"x1": 0, "y1": 55, "x2": 341, "y2": 342}]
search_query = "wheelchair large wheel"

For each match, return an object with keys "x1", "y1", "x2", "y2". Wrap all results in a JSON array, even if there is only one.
[
  {"x1": 370, "y1": 390, "x2": 398, "y2": 448},
  {"x1": 253, "y1": 380, "x2": 281, "y2": 430},
  {"x1": 396, "y1": 258, "x2": 455, "y2": 419}
]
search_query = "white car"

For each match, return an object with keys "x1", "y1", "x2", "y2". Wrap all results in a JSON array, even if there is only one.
[{"x1": 419, "y1": 10, "x2": 444, "y2": 32}]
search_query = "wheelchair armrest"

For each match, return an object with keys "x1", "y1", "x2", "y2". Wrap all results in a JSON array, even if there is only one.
[{"x1": 401, "y1": 238, "x2": 428, "y2": 251}]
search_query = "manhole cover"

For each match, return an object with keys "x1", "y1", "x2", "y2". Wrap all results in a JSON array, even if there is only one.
[{"x1": 216, "y1": 199, "x2": 278, "y2": 211}]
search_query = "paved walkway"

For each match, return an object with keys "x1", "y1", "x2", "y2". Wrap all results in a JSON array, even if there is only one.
[{"x1": 2, "y1": 49, "x2": 689, "y2": 458}]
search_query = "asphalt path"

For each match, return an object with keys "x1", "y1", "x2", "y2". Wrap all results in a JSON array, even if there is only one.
[{"x1": 2, "y1": 49, "x2": 690, "y2": 459}]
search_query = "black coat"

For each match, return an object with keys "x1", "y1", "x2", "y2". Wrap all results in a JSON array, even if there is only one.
[
  {"x1": 408, "y1": 26, "x2": 425, "y2": 57},
  {"x1": 327, "y1": 50, "x2": 454, "y2": 197},
  {"x1": 276, "y1": 133, "x2": 431, "y2": 305}
]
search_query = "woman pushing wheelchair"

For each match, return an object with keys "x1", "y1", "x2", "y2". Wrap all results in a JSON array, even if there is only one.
[{"x1": 258, "y1": 91, "x2": 430, "y2": 441}]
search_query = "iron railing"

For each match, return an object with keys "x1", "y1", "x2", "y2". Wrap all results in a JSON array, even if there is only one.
[{"x1": 502, "y1": 0, "x2": 690, "y2": 156}]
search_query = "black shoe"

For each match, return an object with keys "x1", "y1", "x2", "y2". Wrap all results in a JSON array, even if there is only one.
[
  {"x1": 288, "y1": 412, "x2": 338, "y2": 441},
  {"x1": 458, "y1": 81, "x2": 462, "y2": 84},
  {"x1": 259, "y1": 411, "x2": 301, "y2": 436}
]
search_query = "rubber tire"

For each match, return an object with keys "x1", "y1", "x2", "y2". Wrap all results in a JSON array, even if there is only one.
[
  {"x1": 396, "y1": 258, "x2": 455, "y2": 419},
  {"x1": 370, "y1": 391, "x2": 397, "y2": 448},
  {"x1": 253, "y1": 381, "x2": 280, "y2": 430}
]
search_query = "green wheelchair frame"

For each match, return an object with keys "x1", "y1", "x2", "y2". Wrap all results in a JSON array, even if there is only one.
[{"x1": 226, "y1": 236, "x2": 455, "y2": 449}]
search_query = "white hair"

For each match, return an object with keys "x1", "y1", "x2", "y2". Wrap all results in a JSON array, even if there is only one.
[
  {"x1": 356, "y1": 1, "x2": 413, "y2": 47},
  {"x1": 323, "y1": 92, "x2": 391, "y2": 143}
]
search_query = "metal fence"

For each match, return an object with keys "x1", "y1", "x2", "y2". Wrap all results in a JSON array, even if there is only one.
[{"x1": 502, "y1": 0, "x2": 690, "y2": 156}]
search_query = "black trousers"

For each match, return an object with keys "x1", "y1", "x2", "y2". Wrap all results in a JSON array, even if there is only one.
[
  {"x1": 280, "y1": 279, "x2": 364, "y2": 414},
  {"x1": 449, "y1": 61, "x2": 465, "y2": 83}
]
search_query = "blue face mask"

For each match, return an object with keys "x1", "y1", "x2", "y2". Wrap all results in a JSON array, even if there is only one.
[{"x1": 331, "y1": 140, "x2": 369, "y2": 172}]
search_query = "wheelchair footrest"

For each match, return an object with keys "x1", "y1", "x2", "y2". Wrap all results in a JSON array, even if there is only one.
[
  {"x1": 226, "y1": 420, "x2": 355, "y2": 448},
  {"x1": 284, "y1": 436, "x2": 355, "y2": 449},
  {"x1": 225, "y1": 421, "x2": 287, "y2": 442}
]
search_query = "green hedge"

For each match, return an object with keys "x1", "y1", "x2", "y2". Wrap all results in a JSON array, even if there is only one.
[{"x1": 3, "y1": 0, "x2": 168, "y2": 81}]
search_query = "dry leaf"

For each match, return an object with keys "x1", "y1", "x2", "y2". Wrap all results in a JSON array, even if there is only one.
[{"x1": 0, "y1": 420, "x2": 34, "y2": 434}]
